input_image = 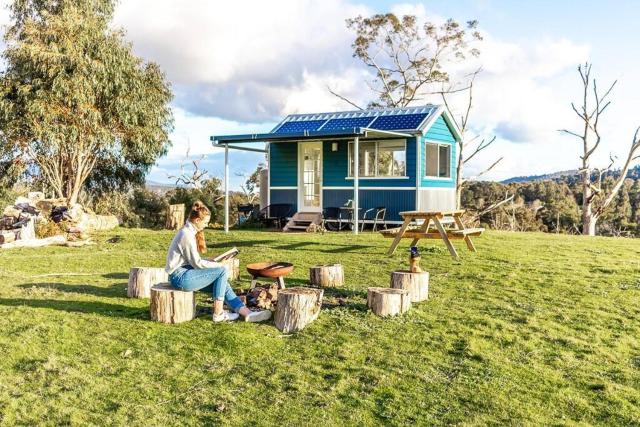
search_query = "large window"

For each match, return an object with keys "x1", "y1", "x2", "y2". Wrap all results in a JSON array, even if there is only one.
[
  {"x1": 348, "y1": 139, "x2": 406, "y2": 177},
  {"x1": 425, "y1": 142, "x2": 451, "y2": 178}
]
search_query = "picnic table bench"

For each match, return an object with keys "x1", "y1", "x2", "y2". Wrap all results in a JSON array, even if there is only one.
[{"x1": 380, "y1": 210, "x2": 484, "y2": 260}]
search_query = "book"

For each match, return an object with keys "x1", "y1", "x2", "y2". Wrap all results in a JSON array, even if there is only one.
[{"x1": 212, "y1": 247, "x2": 239, "y2": 262}]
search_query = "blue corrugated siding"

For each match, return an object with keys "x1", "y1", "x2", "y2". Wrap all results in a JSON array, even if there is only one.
[
  {"x1": 270, "y1": 189, "x2": 297, "y2": 211},
  {"x1": 322, "y1": 138, "x2": 416, "y2": 187},
  {"x1": 323, "y1": 189, "x2": 414, "y2": 222},
  {"x1": 269, "y1": 142, "x2": 297, "y2": 187},
  {"x1": 421, "y1": 116, "x2": 457, "y2": 188}
]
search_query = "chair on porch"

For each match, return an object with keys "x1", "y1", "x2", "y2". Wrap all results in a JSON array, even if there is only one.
[
  {"x1": 257, "y1": 204, "x2": 294, "y2": 229},
  {"x1": 322, "y1": 207, "x2": 347, "y2": 231},
  {"x1": 360, "y1": 206, "x2": 387, "y2": 232}
]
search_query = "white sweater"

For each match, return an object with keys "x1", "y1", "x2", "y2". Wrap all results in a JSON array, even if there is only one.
[{"x1": 165, "y1": 221, "x2": 222, "y2": 274}]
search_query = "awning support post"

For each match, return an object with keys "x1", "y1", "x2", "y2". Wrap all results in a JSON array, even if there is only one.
[
  {"x1": 224, "y1": 143, "x2": 229, "y2": 234},
  {"x1": 353, "y1": 136, "x2": 359, "y2": 235}
]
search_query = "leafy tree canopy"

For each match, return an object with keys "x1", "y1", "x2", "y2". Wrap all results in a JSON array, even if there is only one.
[{"x1": 0, "y1": 0, "x2": 174, "y2": 204}]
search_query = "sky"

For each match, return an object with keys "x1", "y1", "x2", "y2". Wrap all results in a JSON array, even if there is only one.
[{"x1": 3, "y1": 0, "x2": 640, "y2": 189}]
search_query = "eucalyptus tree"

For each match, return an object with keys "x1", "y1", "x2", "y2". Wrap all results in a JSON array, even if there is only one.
[
  {"x1": 560, "y1": 63, "x2": 640, "y2": 236},
  {"x1": 338, "y1": 13, "x2": 500, "y2": 207},
  {"x1": 0, "y1": 0, "x2": 174, "y2": 205}
]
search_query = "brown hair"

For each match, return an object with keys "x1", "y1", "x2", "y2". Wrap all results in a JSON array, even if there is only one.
[{"x1": 189, "y1": 201, "x2": 211, "y2": 254}]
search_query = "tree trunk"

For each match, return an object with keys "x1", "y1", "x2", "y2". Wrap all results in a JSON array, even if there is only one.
[
  {"x1": 582, "y1": 167, "x2": 596, "y2": 236},
  {"x1": 390, "y1": 270, "x2": 429, "y2": 302},
  {"x1": 274, "y1": 287, "x2": 324, "y2": 333},
  {"x1": 456, "y1": 147, "x2": 464, "y2": 209},
  {"x1": 150, "y1": 283, "x2": 196, "y2": 324},
  {"x1": 309, "y1": 264, "x2": 344, "y2": 287},
  {"x1": 128, "y1": 267, "x2": 168, "y2": 298},
  {"x1": 367, "y1": 287, "x2": 411, "y2": 317},
  {"x1": 166, "y1": 204, "x2": 185, "y2": 230}
]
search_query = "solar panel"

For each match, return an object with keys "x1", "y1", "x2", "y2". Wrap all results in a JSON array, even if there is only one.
[
  {"x1": 368, "y1": 113, "x2": 429, "y2": 131},
  {"x1": 274, "y1": 119, "x2": 327, "y2": 134},
  {"x1": 320, "y1": 116, "x2": 376, "y2": 131}
]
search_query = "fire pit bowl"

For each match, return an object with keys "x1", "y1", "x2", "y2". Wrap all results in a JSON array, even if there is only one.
[{"x1": 246, "y1": 262, "x2": 294, "y2": 278}]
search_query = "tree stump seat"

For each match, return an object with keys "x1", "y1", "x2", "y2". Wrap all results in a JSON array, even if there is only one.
[
  {"x1": 275, "y1": 287, "x2": 324, "y2": 333},
  {"x1": 367, "y1": 287, "x2": 411, "y2": 317},
  {"x1": 150, "y1": 283, "x2": 196, "y2": 324},
  {"x1": 309, "y1": 264, "x2": 344, "y2": 287},
  {"x1": 128, "y1": 267, "x2": 168, "y2": 298},
  {"x1": 390, "y1": 270, "x2": 429, "y2": 302}
]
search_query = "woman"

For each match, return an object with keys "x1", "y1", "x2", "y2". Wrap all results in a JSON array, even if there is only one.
[{"x1": 166, "y1": 201, "x2": 270, "y2": 323}]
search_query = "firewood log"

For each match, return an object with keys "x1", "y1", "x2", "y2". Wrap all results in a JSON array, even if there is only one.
[
  {"x1": 309, "y1": 264, "x2": 344, "y2": 287},
  {"x1": 390, "y1": 270, "x2": 429, "y2": 302},
  {"x1": 367, "y1": 287, "x2": 411, "y2": 317},
  {"x1": 150, "y1": 283, "x2": 195, "y2": 324},
  {"x1": 0, "y1": 231, "x2": 16, "y2": 244},
  {"x1": 128, "y1": 267, "x2": 169, "y2": 298},
  {"x1": 275, "y1": 287, "x2": 324, "y2": 333}
]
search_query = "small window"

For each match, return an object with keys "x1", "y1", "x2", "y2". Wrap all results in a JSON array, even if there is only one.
[
  {"x1": 348, "y1": 139, "x2": 406, "y2": 177},
  {"x1": 425, "y1": 142, "x2": 451, "y2": 178}
]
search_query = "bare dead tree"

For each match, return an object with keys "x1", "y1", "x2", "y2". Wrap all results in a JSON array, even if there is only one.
[
  {"x1": 439, "y1": 68, "x2": 502, "y2": 208},
  {"x1": 167, "y1": 146, "x2": 209, "y2": 189},
  {"x1": 559, "y1": 63, "x2": 640, "y2": 236}
]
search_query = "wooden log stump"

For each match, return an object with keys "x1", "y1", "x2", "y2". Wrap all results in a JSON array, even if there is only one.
[
  {"x1": 275, "y1": 287, "x2": 324, "y2": 333},
  {"x1": 309, "y1": 264, "x2": 344, "y2": 287},
  {"x1": 128, "y1": 267, "x2": 169, "y2": 298},
  {"x1": 367, "y1": 287, "x2": 411, "y2": 317},
  {"x1": 165, "y1": 204, "x2": 185, "y2": 230},
  {"x1": 220, "y1": 258, "x2": 240, "y2": 281},
  {"x1": 150, "y1": 283, "x2": 196, "y2": 324},
  {"x1": 390, "y1": 270, "x2": 429, "y2": 302}
]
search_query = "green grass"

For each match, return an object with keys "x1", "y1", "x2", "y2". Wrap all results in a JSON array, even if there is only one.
[{"x1": 1, "y1": 229, "x2": 640, "y2": 425}]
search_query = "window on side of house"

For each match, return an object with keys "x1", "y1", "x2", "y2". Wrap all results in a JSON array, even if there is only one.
[
  {"x1": 348, "y1": 139, "x2": 406, "y2": 177},
  {"x1": 425, "y1": 142, "x2": 451, "y2": 178}
]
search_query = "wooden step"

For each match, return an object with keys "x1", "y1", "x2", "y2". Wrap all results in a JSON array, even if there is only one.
[{"x1": 283, "y1": 211, "x2": 323, "y2": 232}]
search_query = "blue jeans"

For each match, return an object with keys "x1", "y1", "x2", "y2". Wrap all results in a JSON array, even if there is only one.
[{"x1": 169, "y1": 265, "x2": 245, "y2": 312}]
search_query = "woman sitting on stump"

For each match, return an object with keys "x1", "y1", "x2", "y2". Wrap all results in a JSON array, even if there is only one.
[{"x1": 166, "y1": 201, "x2": 270, "y2": 323}]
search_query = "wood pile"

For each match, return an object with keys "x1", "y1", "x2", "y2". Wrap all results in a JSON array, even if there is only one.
[
  {"x1": 244, "y1": 282, "x2": 279, "y2": 310},
  {"x1": 0, "y1": 192, "x2": 118, "y2": 249}
]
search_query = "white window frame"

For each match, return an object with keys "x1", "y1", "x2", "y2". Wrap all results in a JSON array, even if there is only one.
[
  {"x1": 424, "y1": 141, "x2": 452, "y2": 180},
  {"x1": 347, "y1": 139, "x2": 408, "y2": 179}
]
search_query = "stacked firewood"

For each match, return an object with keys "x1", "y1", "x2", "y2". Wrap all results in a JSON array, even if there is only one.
[{"x1": 243, "y1": 283, "x2": 279, "y2": 310}]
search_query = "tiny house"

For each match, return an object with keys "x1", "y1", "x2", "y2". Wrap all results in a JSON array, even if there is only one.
[{"x1": 212, "y1": 104, "x2": 461, "y2": 231}]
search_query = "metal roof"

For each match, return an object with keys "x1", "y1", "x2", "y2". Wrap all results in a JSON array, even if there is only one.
[{"x1": 211, "y1": 104, "x2": 449, "y2": 145}]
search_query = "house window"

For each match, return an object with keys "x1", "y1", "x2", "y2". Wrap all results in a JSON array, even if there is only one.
[
  {"x1": 348, "y1": 139, "x2": 406, "y2": 177},
  {"x1": 425, "y1": 142, "x2": 451, "y2": 178}
]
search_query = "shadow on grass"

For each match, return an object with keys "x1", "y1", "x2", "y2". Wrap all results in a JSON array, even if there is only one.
[
  {"x1": 321, "y1": 287, "x2": 368, "y2": 311},
  {"x1": 18, "y1": 282, "x2": 128, "y2": 298},
  {"x1": 0, "y1": 297, "x2": 147, "y2": 319},
  {"x1": 207, "y1": 240, "x2": 277, "y2": 249},
  {"x1": 275, "y1": 241, "x2": 374, "y2": 253},
  {"x1": 103, "y1": 272, "x2": 129, "y2": 280}
]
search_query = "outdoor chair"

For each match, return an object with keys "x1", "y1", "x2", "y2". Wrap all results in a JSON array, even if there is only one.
[
  {"x1": 322, "y1": 207, "x2": 346, "y2": 231},
  {"x1": 257, "y1": 203, "x2": 294, "y2": 229},
  {"x1": 237, "y1": 203, "x2": 257, "y2": 225},
  {"x1": 361, "y1": 206, "x2": 387, "y2": 232}
]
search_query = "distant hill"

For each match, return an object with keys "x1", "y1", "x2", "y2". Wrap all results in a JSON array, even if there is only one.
[
  {"x1": 502, "y1": 165, "x2": 640, "y2": 184},
  {"x1": 145, "y1": 180, "x2": 178, "y2": 193},
  {"x1": 501, "y1": 170, "x2": 578, "y2": 184}
]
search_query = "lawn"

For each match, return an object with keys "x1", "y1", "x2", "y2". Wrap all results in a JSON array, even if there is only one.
[{"x1": 1, "y1": 228, "x2": 640, "y2": 425}]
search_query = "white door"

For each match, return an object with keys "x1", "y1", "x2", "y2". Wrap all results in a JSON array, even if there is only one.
[{"x1": 298, "y1": 141, "x2": 322, "y2": 212}]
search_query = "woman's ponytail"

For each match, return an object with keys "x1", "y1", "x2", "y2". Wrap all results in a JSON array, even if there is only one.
[{"x1": 188, "y1": 200, "x2": 211, "y2": 254}]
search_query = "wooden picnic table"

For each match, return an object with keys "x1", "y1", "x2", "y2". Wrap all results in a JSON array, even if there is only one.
[{"x1": 380, "y1": 210, "x2": 484, "y2": 260}]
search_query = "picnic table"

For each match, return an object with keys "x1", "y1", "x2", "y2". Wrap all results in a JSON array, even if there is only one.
[{"x1": 380, "y1": 210, "x2": 484, "y2": 260}]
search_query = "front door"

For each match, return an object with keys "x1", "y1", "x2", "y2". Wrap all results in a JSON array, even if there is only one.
[{"x1": 298, "y1": 141, "x2": 322, "y2": 212}]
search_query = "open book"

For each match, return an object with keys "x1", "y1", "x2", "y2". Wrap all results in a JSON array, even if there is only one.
[{"x1": 212, "y1": 247, "x2": 239, "y2": 262}]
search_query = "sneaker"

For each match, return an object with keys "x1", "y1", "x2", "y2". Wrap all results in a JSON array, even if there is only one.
[
  {"x1": 213, "y1": 311, "x2": 240, "y2": 322},
  {"x1": 244, "y1": 310, "x2": 272, "y2": 323}
]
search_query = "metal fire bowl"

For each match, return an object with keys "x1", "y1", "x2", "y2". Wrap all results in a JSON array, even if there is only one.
[{"x1": 246, "y1": 262, "x2": 294, "y2": 278}]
